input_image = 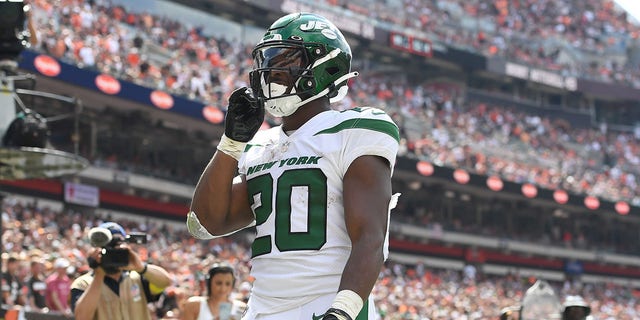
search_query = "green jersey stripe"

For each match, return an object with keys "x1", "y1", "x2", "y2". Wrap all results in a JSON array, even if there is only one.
[
  {"x1": 244, "y1": 143, "x2": 263, "y2": 152},
  {"x1": 356, "y1": 299, "x2": 369, "y2": 320},
  {"x1": 313, "y1": 119, "x2": 400, "y2": 142}
]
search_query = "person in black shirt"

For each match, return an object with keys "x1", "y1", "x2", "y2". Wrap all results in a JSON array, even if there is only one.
[
  {"x1": 25, "y1": 258, "x2": 47, "y2": 312},
  {"x1": 1, "y1": 256, "x2": 26, "y2": 307}
]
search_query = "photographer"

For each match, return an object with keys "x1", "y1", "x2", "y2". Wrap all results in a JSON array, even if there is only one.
[{"x1": 70, "y1": 222, "x2": 171, "y2": 320}]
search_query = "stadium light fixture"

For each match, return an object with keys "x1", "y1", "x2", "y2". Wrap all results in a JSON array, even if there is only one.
[
  {"x1": 0, "y1": 74, "x2": 89, "y2": 180},
  {"x1": 2, "y1": 111, "x2": 49, "y2": 148}
]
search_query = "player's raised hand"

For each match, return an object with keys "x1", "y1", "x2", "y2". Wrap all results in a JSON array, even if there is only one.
[
  {"x1": 216, "y1": 87, "x2": 263, "y2": 160},
  {"x1": 224, "y1": 87, "x2": 263, "y2": 143}
]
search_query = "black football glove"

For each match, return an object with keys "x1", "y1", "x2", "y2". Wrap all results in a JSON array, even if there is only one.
[
  {"x1": 224, "y1": 87, "x2": 264, "y2": 143},
  {"x1": 322, "y1": 308, "x2": 352, "y2": 320}
]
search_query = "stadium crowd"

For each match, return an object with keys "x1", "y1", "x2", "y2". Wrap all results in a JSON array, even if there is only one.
[
  {"x1": 0, "y1": 0, "x2": 634, "y2": 319},
  {"x1": 39, "y1": 0, "x2": 640, "y2": 88},
  {"x1": 2, "y1": 196, "x2": 640, "y2": 319},
  {"x1": 28, "y1": 0, "x2": 640, "y2": 100},
  {"x1": 321, "y1": 0, "x2": 640, "y2": 88},
  {"x1": 30, "y1": 0, "x2": 252, "y2": 105},
  {"x1": 25, "y1": 0, "x2": 640, "y2": 207},
  {"x1": 11, "y1": 1, "x2": 640, "y2": 252},
  {"x1": 391, "y1": 181, "x2": 640, "y2": 255}
]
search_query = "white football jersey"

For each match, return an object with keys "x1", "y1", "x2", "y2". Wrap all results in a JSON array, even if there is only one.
[{"x1": 238, "y1": 107, "x2": 399, "y2": 315}]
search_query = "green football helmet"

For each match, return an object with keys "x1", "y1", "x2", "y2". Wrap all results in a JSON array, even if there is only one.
[{"x1": 250, "y1": 12, "x2": 358, "y2": 117}]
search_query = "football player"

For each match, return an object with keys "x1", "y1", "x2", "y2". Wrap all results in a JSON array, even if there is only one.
[{"x1": 188, "y1": 12, "x2": 400, "y2": 320}]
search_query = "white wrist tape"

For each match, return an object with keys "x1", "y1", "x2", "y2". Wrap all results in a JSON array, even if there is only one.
[
  {"x1": 331, "y1": 290, "x2": 363, "y2": 320},
  {"x1": 216, "y1": 134, "x2": 247, "y2": 161},
  {"x1": 186, "y1": 211, "x2": 216, "y2": 239}
]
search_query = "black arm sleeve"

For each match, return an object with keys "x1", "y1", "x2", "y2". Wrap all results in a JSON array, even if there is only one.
[
  {"x1": 70, "y1": 288, "x2": 85, "y2": 312},
  {"x1": 140, "y1": 277, "x2": 162, "y2": 303}
]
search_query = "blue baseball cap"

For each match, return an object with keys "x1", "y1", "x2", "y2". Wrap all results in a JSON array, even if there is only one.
[{"x1": 99, "y1": 222, "x2": 126, "y2": 238}]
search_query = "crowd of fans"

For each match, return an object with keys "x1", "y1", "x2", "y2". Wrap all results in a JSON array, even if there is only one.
[
  {"x1": 369, "y1": 81, "x2": 640, "y2": 206},
  {"x1": 48, "y1": 99, "x2": 640, "y2": 256},
  {"x1": 28, "y1": 0, "x2": 640, "y2": 101},
  {"x1": 30, "y1": 0, "x2": 252, "y2": 106},
  {"x1": 322, "y1": 0, "x2": 640, "y2": 88},
  {"x1": 3, "y1": 1, "x2": 636, "y2": 319},
  {"x1": 392, "y1": 180, "x2": 640, "y2": 255},
  {"x1": 2, "y1": 196, "x2": 640, "y2": 319},
  {"x1": 25, "y1": 0, "x2": 640, "y2": 206}
]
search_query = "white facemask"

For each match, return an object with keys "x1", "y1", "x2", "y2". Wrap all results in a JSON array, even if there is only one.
[
  {"x1": 261, "y1": 71, "x2": 359, "y2": 117},
  {"x1": 260, "y1": 77, "x2": 303, "y2": 117}
]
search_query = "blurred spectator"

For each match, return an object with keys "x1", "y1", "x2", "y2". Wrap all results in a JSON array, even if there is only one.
[
  {"x1": 234, "y1": 281, "x2": 252, "y2": 304},
  {"x1": 181, "y1": 263, "x2": 246, "y2": 320},
  {"x1": 45, "y1": 258, "x2": 72, "y2": 316},
  {"x1": 562, "y1": 295, "x2": 591, "y2": 320},
  {"x1": 1, "y1": 254, "x2": 26, "y2": 308},
  {"x1": 0, "y1": 196, "x2": 638, "y2": 318},
  {"x1": 25, "y1": 257, "x2": 48, "y2": 312},
  {"x1": 155, "y1": 286, "x2": 188, "y2": 320},
  {"x1": 500, "y1": 305, "x2": 521, "y2": 320}
]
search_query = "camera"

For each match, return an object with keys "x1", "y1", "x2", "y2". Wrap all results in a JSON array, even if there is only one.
[
  {"x1": 88, "y1": 226, "x2": 148, "y2": 269},
  {"x1": 0, "y1": 0, "x2": 30, "y2": 61}
]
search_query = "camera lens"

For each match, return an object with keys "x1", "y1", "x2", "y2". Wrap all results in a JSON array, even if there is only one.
[{"x1": 88, "y1": 227, "x2": 113, "y2": 247}]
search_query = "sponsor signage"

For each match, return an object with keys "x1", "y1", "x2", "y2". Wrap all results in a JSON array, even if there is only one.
[
  {"x1": 150, "y1": 90, "x2": 174, "y2": 109},
  {"x1": 389, "y1": 32, "x2": 433, "y2": 58},
  {"x1": 202, "y1": 105, "x2": 224, "y2": 124},
  {"x1": 490, "y1": 58, "x2": 640, "y2": 97},
  {"x1": 505, "y1": 62, "x2": 577, "y2": 91},
  {"x1": 453, "y1": 168, "x2": 469, "y2": 184},
  {"x1": 95, "y1": 74, "x2": 121, "y2": 95},
  {"x1": 34, "y1": 55, "x2": 61, "y2": 77},
  {"x1": 18, "y1": 50, "x2": 209, "y2": 121},
  {"x1": 416, "y1": 161, "x2": 434, "y2": 176},
  {"x1": 522, "y1": 183, "x2": 538, "y2": 198},
  {"x1": 486, "y1": 176, "x2": 503, "y2": 191},
  {"x1": 564, "y1": 260, "x2": 583, "y2": 275},
  {"x1": 396, "y1": 157, "x2": 639, "y2": 216},
  {"x1": 615, "y1": 201, "x2": 630, "y2": 215},
  {"x1": 584, "y1": 196, "x2": 600, "y2": 210},
  {"x1": 64, "y1": 182, "x2": 99, "y2": 207},
  {"x1": 553, "y1": 189, "x2": 569, "y2": 204}
]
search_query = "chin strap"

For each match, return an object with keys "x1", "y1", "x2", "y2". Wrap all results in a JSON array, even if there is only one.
[
  {"x1": 389, "y1": 192, "x2": 401, "y2": 210},
  {"x1": 296, "y1": 71, "x2": 359, "y2": 107},
  {"x1": 268, "y1": 71, "x2": 359, "y2": 117},
  {"x1": 329, "y1": 71, "x2": 359, "y2": 103}
]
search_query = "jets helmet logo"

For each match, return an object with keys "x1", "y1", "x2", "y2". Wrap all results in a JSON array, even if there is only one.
[
  {"x1": 300, "y1": 20, "x2": 337, "y2": 39},
  {"x1": 299, "y1": 20, "x2": 329, "y2": 31}
]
